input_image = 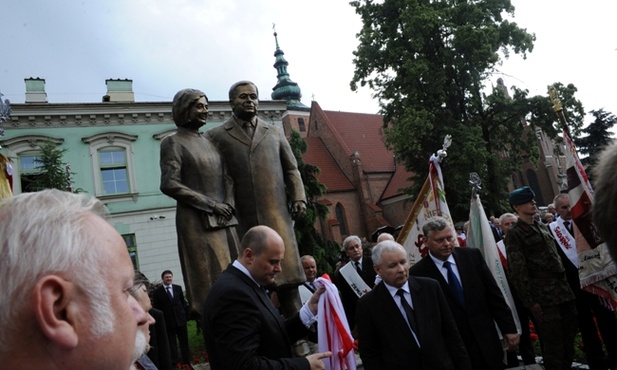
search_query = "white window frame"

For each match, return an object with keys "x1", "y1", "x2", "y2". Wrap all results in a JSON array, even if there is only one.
[
  {"x1": 0, "y1": 135, "x2": 63, "y2": 195},
  {"x1": 82, "y1": 132, "x2": 138, "y2": 201}
]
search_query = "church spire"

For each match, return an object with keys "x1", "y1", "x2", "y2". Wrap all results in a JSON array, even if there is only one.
[{"x1": 271, "y1": 25, "x2": 309, "y2": 111}]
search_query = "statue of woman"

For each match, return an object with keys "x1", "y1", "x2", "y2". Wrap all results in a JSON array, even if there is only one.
[{"x1": 160, "y1": 88, "x2": 239, "y2": 319}]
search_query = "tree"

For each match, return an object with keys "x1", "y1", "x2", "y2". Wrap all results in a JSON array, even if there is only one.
[
  {"x1": 32, "y1": 140, "x2": 75, "y2": 192},
  {"x1": 574, "y1": 108, "x2": 616, "y2": 176},
  {"x1": 288, "y1": 130, "x2": 340, "y2": 274},
  {"x1": 350, "y1": 0, "x2": 583, "y2": 218}
]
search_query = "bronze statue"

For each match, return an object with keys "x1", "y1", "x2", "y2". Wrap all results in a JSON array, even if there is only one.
[
  {"x1": 160, "y1": 88, "x2": 239, "y2": 319},
  {"x1": 206, "y1": 81, "x2": 306, "y2": 315}
]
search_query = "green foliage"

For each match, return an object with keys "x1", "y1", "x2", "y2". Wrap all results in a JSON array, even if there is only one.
[
  {"x1": 574, "y1": 108, "x2": 616, "y2": 177},
  {"x1": 288, "y1": 131, "x2": 340, "y2": 274},
  {"x1": 349, "y1": 0, "x2": 585, "y2": 219},
  {"x1": 32, "y1": 140, "x2": 76, "y2": 192}
]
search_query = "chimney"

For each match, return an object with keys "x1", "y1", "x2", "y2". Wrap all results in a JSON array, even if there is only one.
[
  {"x1": 25, "y1": 77, "x2": 48, "y2": 103},
  {"x1": 105, "y1": 79, "x2": 135, "y2": 102}
]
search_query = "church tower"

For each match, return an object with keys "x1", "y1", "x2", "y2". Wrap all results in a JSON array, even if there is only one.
[{"x1": 271, "y1": 29, "x2": 309, "y2": 112}]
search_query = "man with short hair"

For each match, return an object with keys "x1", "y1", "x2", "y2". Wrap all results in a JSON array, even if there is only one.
[
  {"x1": 505, "y1": 186, "x2": 577, "y2": 369},
  {"x1": 202, "y1": 225, "x2": 331, "y2": 370},
  {"x1": 300, "y1": 255, "x2": 318, "y2": 304},
  {"x1": 356, "y1": 240, "x2": 471, "y2": 369},
  {"x1": 335, "y1": 235, "x2": 376, "y2": 331},
  {"x1": 551, "y1": 193, "x2": 617, "y2": 369},
  {"x1": 152, "y1": 270, "x2": 190, "y2": 366},
  {"x1": 0, "y1": 189, "x2": 150, "y2": 369},
  {"x1": 410, "y1": 216, "x2": 519, "y2": 369}
]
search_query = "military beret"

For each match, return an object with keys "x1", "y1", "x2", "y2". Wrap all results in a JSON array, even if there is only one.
[{"x1": 509, "y1": 186, "x2": 535, "y2": 205}]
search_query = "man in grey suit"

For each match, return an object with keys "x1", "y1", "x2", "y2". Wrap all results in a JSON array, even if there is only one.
[
  {"x1": 356, "y1": 240, "x2": 471, "y2": 369},
  {"x1": 206, "y1": 81, "x2": 306, "y2": 315}
]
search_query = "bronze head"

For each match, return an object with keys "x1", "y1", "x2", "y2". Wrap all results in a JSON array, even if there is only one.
[{"x1": 172, "y1": 88, "x2": 208, "y2": 128}]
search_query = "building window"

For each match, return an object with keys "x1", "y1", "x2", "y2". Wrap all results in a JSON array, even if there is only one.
[
  {"x1": 0, "y1": 135, "x2": 64, "y2": 195},
  {"x1": 19, "y1": 152, "x2": 43, "y2": 192},
  {"x1": 82, "y1": 132, "x2": 138, "y2": 201},
  {"x1": 123, "y1": 233, "x2": 139, "y2": 269},
  {"x1": 335, "y1": 203, "x2": 348, "y2": 236},
  {"x1": 99, "y1": 148, "x2": 129, "y2": 195},
  {"x1": 298, "y1": 117, "x2": 306, "y2": 132}
]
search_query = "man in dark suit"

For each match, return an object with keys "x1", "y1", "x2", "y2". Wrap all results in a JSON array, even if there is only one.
[
  {"x1": 152, "y1": 270, "x2": 190, "y2": 366},
  {"x1": 334, "y1": 235, "x2": 376, "y2": 332},
  {"x1": 205, "y1": 81, "x2": 307, "y2": 317},
  {"x1": 410, "y1": 216, "x2": 519, "y2": 370},
  {"x1": 356, "y1": 240, "x2": 471, "y2": 369},
  {"x1": 202, "y1": 225, "x2": 331, "y2": 370}
]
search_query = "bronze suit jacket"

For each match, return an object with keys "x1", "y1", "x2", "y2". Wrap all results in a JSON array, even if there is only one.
[{"x1": 206, "y1": 118, "x2": 306, "y2": 285}]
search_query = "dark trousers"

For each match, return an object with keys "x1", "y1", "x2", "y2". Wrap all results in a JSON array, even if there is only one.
[
  {"x1": 536, "y1": 300, "x2": 577, "y2": 370},
  {"x1": 576, "y1": 289, "x2": 617, "y2": 370},
  {"x1": 167, "y1": 325, "x2": 190, "y2": 364}
]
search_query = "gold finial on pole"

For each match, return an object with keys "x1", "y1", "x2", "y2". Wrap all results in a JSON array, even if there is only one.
[
  {"x1": 548, "y1": 85, "x2": 569, "y2": 134},
  {"x1": 548, "y1": 86, "x2": 563, "y2": 113}
]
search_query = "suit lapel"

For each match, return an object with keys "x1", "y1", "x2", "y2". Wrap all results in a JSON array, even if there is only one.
[
  {"x1": 224, "y1": 119, "x2": 252, "y2": 147},
  {"x1": 250, "y1": 120, "x2": 269, "y2": 150},
  {"x1": 376, "y1": 283, "x2": 415, "y2": 342},
  {"x1": 228, "y1": 266, "x2": 287, "y2": 335}
]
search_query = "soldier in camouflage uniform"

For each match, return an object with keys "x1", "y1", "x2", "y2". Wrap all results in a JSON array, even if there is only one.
[{"x1": 504, "y1": 186, "x2": 577, "y2": 370}]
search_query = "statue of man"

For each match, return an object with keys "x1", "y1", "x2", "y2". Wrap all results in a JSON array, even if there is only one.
[
  {"x1": 206, "y1": 81, "x2": 306, "y2": 315},
  {"x1": 160, "y1": 88, "x2": 239, "y2": 319}
]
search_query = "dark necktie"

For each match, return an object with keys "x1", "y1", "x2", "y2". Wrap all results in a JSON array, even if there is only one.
[
  {"x1": 564, "y1": 220, "x2": 573, "y2": 236},
  {"x1": 396, "y1": 289, "x2": 420, "y2": 345},
  {"x1": 354, "y1": 261, "x2": 361, "y2": 272},
  {"x1": 443, "y1": 261, "x2": 465, "y2": 307},
  {"x1": 306, "y1": 281, "x2": 316, "y2": 293},
  {"x1": 244, "y1": 122, "x2": 254, "y2": 138},
  {"x1": 166, "y1": 286, "x2": 173, "y2": 300}
]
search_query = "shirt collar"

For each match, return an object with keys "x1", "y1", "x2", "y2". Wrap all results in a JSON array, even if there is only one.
[
  {"x1": 384, "y1": 281, "x2": 409, "y2": 299},
  {"x1": 233, "y1": 260, "x2": 261, "y2": 288},
  {"x1": 428, "y1": 252, "x2": 456, "y2": 269}
]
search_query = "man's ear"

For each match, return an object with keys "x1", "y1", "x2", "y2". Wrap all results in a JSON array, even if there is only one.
[{"x1": 33, "y1": 275, "x2": 80, "y2": 349}]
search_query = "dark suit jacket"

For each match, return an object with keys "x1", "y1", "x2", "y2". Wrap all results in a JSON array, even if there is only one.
[
  {"x1": 147, "y1": 307, "x2": 172, "y2": 370},
  {"x1": 409, "y1": 248, "x2": 516, "y2": 369},
  {"x1": 334, "y1": 257, "x2": 376, "y2": 330},
  {"x1": 356, "y1": 276, "x2": 471, "y2": 370},
  {"x1": 153, "y1": 284, "x2": 188, "y2": 329},
  {"x1": 202, "y1": 264, "x2": 311, "y2": 370}
]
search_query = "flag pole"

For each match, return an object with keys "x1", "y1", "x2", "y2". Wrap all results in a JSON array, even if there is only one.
[{"x1": 396, "y1": 135, "x2": 452, "y2": 244}]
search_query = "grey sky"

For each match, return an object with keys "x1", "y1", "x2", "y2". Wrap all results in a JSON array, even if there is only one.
[{"x1": 2, "y1": 0, "x2": 616, "y2": 125}]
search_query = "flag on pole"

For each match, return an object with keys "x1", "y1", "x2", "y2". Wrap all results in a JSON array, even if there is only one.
[
  {"x1": 466, "y1": 194, "x2": 521, "y2": 334},
  {"x1": 397, "y1": 137, "x2": 458, "y2": 266},
  {"x1": 563, "y1": 131, "x2": 617, "y2": 306}
]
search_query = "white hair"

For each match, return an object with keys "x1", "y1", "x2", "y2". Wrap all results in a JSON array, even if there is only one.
[
  {"x1": 372, "y1": 240, "x2": 406, "y2": 266},
  {"x1": 342, "y1": 235, "x2": 362, "y2": 250},
  {"x1": 132, "y1": 330, "x2": 150, "y2": 363},
  {"x1": 376, "y1": 232, "x2": 395, "y2": 243},
  {"x1": 0, "y1": 190, "x2": 115, "y2": 350}
]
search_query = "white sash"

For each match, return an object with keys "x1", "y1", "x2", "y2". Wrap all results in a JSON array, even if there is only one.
[
  {"x1": 496, "y1": 240, "x2": 507, "y2": 261},
  {"x1": 339, "y1": 261, "x2": 372, "y2": 298},
  {"x1": 550, "y1": 220, "x2": 578, "y2": 268},
  {"x1": 298, "y1": 284, "x2": 313, "y2": 305}
]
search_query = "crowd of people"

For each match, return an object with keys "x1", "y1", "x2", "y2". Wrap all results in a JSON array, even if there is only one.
[{"x1": 2, "y1": 78, "x2": 617, "y2": 369}]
